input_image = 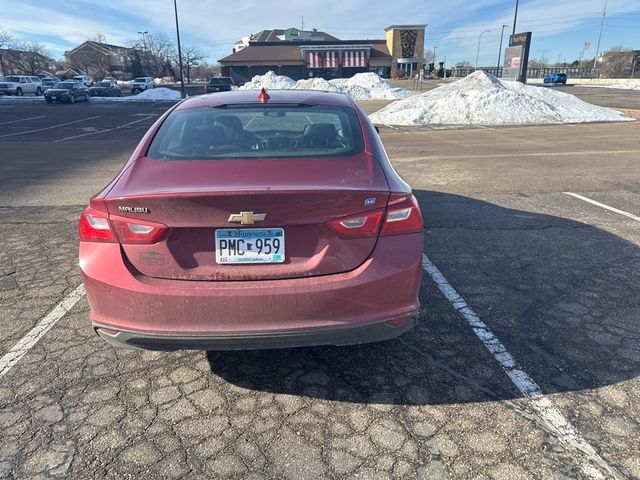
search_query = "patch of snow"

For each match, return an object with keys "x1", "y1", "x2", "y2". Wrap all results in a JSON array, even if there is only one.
[
  {"x1": 239, "y1": 71, "x2": 413, "y2": 100},
  {"x1": 329, "y1": 73, "x2": 414, "y2": 100},
  {"x1": 134, "y1": 87, "x2": 181, "y2": 100},
  {"x1": 580, "y1": 81, "x2": 640, "y2": 91},
  {"x1": 239, "y1": 71, "x2": 297, "y2": 90},
  {"x1": 293, "y1": 77, "x2": 339, "y2": 92},
  {"x1": 369, "y1": 71, "x2": 632, "y2": 126},
  {"x1": 88, "y1": 87, "x2": 182, "y2": 102}
]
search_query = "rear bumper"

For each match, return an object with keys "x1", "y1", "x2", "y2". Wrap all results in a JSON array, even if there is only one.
[
  {"x1": 81, "y1": 233, "x2": 423, "y2": 350},
  {"x1": 94, "y1": 314, "x2": 417, "y2": 351}
]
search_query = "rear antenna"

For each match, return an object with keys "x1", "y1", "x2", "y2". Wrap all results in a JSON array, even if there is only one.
[{"x1": 258, "y1": 88, "x2": 270, "y2": 103}]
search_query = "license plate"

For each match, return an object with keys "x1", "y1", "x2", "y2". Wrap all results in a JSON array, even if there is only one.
[{"x1": 215, "y1": 228, "x2": 285, "y2": 264}]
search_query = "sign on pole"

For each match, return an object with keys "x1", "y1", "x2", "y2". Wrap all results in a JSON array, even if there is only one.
[{"x1": 504, "y1": 32, "x2": 532, "y2": 82}]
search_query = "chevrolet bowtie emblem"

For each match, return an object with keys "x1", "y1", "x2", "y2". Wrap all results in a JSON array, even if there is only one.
[{"x1": 228, "y1": 211, "x2": 267, "y2": 225}]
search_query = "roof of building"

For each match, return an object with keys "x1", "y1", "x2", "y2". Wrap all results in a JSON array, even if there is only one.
[
  {"x1": 219, "y1": 40, "x2": 391, "y2": 63},
  {"x1": 65, "y1": 40, "x2": 134, "y2": 57},
  {"x1": 249, "y1": 28, "x2": 339, "y2": 42},
  {"x1": 384, "y1": 24, "x2": 427, "y2": 31}
]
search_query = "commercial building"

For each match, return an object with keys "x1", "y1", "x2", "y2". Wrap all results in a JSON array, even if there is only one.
[{"x1": 219, "y1": 25, "x2": 426, "y2": 83}]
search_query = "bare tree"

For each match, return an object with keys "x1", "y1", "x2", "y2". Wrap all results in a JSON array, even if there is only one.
[
  {"x1": 0, "y1": 28, "x2": 15, "y2": 75},
  {"x1": 175, "y1": 45, "x2": 206, "y2": 82},
  {"x1": 88, "y1": 32, "x2": 107, "y2": 44},
  {"x1": 128, "y1": 32, "x2": 174, "y2": 77},
  {"x1": 193, "y1": 62, "x2": 221, "y2": 81},
  {"x1": 599, "y1": 46, "x2": 635, "y2": 78},
  {"x1": 422, "y1": 48, "x2": 435, "y2": 64},
  {"x1": 10, "y1": 41, "x2": 52, "y2": 75},
  {"x1": 455, "y1": 61, "x2": 473, "y2": 68}
]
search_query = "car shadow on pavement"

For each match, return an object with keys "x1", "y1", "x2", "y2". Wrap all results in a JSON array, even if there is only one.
[{"x1": 207, "y1": 190, "x2": 640, "y2": 405}]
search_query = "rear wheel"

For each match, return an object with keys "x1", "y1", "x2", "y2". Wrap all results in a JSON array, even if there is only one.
[
  {"x1": 46, "y1": 99, "x2": 52, "y2": 104},
  {"x1": 36, "y1": 87, "x2": 43, "y2": 96},
  {"x1": 16, "y1": 88, "x2": 23, "y2": 96}
]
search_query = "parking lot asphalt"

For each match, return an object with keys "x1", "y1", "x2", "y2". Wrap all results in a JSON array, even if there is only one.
[{"x1": 1, "y1": 101, "x2": 639, "y2": 479}]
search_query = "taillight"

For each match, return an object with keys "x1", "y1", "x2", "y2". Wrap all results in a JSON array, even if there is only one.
[
  {"x1": 79, "y1": 206, "x2": 167, "y2": 244},
  {"x1": 79, "y1": 206, "x2": 117, "y2": 242},
  {"x1": 381, "y1": 195, "x2": 423, "y2": 236},
  {"x1": 110, "y1": 216, "x2": 168, "y2": 244},
  {"x1": 328, "y1": 209, "x2": 384, "y2": 238}
]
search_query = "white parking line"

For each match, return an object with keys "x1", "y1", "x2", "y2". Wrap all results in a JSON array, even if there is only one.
[
  {"x1": 55, "y1": 114, "x2": 156, "y2": 142},
  {"x1": 421, "y1": 253, "x2": 624, "y2": 479},
  {"x1": 0, "y1": 284, "x2": 85, "y2": 380},
  {"x1": 0, "y1": 115, "x2": 46, "y2": 126},
  {"x1": 564, "y1": 192, "x2": 640, "y2": 222},
  {"x1": 0, "y1": 116, "x2": 100, "y2": 138},
  {"x1": 399, "y1": 150, "x2": 640, "y2": 161}
]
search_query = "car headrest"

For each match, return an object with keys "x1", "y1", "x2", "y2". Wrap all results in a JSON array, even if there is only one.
[
  {"x1": 215, "y1": 115, "x2": 243, "y2": 131},
  {"x1": 182, "y1": 124, "x2": 227, "y2": 146},
  {"x1": 303, "y1": 123, "x2": 337, "y2": 147}
]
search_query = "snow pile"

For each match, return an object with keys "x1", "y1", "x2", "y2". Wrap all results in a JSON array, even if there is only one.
[
  {"x1": 133, "y1": 87, "x2": 181, "y2": 100},
  {"x1": 293, "y1": 77, "x2": 340, "y2": 92},
  {"x1": 369, "y1": 71, "x2": 631, "y2": 126},
  {"x1": 239, "y1": 71, "x2": 297, "y2": 90},
  {"x1": 239, "y1": 71, "x2": 413, "y2": 100},
  {"x1": 329, "y1": 73, "x2": 414, "y2": 100}
]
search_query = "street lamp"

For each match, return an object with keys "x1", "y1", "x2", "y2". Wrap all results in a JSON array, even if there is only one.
[
  {"x1": 497, "y1": 24, "x2": 509, "y2": 72},
  {"x1": 137, "y1": 31, "x2": 148, "y2": 75},
  {"x1": 475, "y1": 30, "x2": 491, "y2": 71},
  {"x1": 173, "y1": 0, "x2": 186, "y2": 98},
  {"x1": 137, "y1": 31, "x2": 148, "y2": 49}
]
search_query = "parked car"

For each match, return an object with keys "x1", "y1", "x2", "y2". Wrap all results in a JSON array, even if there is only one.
[
  {"x1": 0, "y1": 75, "x2": 43, "y2": 96},
  {"x1": 79, "y1": 89, "x2": 423, "y2": 351},
  {"x1": 204, "y1": 77, "x2": 233, "y2": 93},
  {"x1": 44, "y1": 81, "x2": 90, "y2": 103},
  {"x1": 73, "y1": 75, "x2": 94, "y2": 87},
  {"x1": 41, "y1": 77, "x2": 60, "y2": 91},
  {"x1": 130, "y1": 76, "x2": 155, "y2": 94},
  {"x1": 544, "y1": 73, "x2": 567, "y2": 84},
  {"x1": 89, "y1": 80, "x2": 122, "y2": 97}
]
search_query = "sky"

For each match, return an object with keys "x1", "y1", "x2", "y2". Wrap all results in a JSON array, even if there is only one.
[{"x1": 3, "y1": 0, "x2": 640, "y2": 68}]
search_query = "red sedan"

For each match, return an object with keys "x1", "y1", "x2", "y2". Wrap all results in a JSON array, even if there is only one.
[{"x1": 79, "y1": 89, "x2": 423, "y2": 350}]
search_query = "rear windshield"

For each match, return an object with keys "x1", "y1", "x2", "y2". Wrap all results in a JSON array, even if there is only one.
[
  {"x1": 209, "y1": 78, "x2": 232, "y2": 85},
  {"x1": 3, "y1": 76, "x2": 20, "y2": 82},
  {"x1": 146, "y1": 104, "x2": 364, "y2": 160}
]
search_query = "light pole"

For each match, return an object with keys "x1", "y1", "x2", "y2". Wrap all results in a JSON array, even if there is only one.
[
  {"x1": 433, "y1": 46, "x2": 437, "y2": 66},
  {"x1": 512, "y1": 0, "x2": 519, "y2": 36},
  {"x1": 556, "y1": 53, "x2": 564, "y2": 66},
  {"x1": 137, "y1": 31, "x2": 148, "y2": 49},
  {"x1": 497, "y1": 24, "x2": 509, "y2": 72},
  {"x1": 173, "y1": 0, "x2": 186, "y2": 98},
  {"x1": 593, "y1": 0, "x2": 608, "y2": 75},
  {"x1": 137, "y1": 31, "x2": 148, "y2": 75},
  {"x1": 475, "y1": 30, "x2": 491, "y2": 71}
]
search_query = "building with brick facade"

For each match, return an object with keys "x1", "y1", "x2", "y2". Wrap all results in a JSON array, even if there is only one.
[{"x1": 219, "y1": 25, "x2": 426, "y2": 84}]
